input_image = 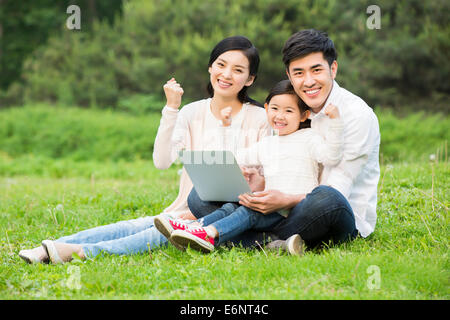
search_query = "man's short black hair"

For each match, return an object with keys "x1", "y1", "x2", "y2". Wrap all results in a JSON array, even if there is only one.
[{"x1": 282, "y1": 29, "x2": 337, "y2": 68}]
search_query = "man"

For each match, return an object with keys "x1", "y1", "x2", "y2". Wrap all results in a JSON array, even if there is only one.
[{"x1": 188, "y1": 29, "x2": 380, "y2": 253}]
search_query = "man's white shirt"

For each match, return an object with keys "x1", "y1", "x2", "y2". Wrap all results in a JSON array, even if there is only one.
[{"x1": 310, "y1": 81, "x2": 380, "y2": 237}]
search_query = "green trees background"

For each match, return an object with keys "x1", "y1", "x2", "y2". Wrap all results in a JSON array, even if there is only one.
[
  {"x1": 0, "y1": 0, "x2": 122, "y2": 95},
  {"x1": 1, "y1": 0, "x2": 448, "y2": 112}
]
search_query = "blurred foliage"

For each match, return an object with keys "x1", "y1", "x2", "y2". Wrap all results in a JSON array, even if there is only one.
[
  {"x1": 376, "y1": 109, "x2": 449, "y2": 163},
  {"x1": 0, "y1": 105, "x2": 161, "y2": 161},
  {"x1": 0, "y1": 105, "x2": 448, "y2": 162},
  {"x1": 0, "y1": 0, "x2": 448, "y2": 113},
  {"x1": 117, "y1": 94, "x2": 167, "y2": 115}
]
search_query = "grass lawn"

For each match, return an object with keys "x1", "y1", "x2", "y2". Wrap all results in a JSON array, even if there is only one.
[{"x1": 0, "y1": 156, "x2": 448, "y2": 300}]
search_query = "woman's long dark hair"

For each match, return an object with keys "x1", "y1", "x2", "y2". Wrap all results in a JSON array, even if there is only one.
[
  {"x1": 265, "y1": 79, "x2": 311, "y2": 129},
  {"x1": 207, "y1": 36, "x2": 263, "y2": 107}
]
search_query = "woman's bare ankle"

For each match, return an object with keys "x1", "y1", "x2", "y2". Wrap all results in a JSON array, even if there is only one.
[{"x1": 54, "y1": 243, "x2": 86, "y2": 261}]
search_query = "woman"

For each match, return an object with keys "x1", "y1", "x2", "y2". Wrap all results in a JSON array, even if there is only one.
[{"x1": 19, "y1": 36, "x2": 270, "y2": 264}]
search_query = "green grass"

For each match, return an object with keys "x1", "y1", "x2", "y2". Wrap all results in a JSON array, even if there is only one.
[{"x1": 0, "y1": 155, "x2": 448, "y2": 299}]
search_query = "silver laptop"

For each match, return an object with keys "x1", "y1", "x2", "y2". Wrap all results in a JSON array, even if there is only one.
[{"x1": 179, "y1": 150, "x2": 251, "y2": 202}]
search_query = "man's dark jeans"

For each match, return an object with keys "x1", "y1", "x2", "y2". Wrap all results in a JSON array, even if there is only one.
[{"x1": 187, "y1": 185, "x2": 359, "y2": 249}]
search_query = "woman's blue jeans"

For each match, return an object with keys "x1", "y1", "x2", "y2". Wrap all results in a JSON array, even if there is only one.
[
  {"x1": 55, "y1": 216, "x2": 168, "y2": 258},
  {"x1": 188, "y1": 185, "x2": 359, "y2": 248}
]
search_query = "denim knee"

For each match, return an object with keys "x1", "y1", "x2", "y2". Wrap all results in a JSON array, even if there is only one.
[
  {"x1": 311, "y1": 185, "x2": 340, "y2": 199},
  {"x1": 222, "y1": 202, "x2": 240, "y2": 213},
  {"x1": 307, "y1": 185, "x2": 352, "y2": 212}
]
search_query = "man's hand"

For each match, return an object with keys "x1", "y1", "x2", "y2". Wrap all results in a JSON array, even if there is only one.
[
  {"x1": 238, "y1": 190, "x2": 305, "y2": 214},
  {"x1": 241, "y1": 166, "x2": 265, "y2": 192}
]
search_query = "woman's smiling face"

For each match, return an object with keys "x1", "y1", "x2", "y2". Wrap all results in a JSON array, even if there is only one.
[{"x1": 208, "y1": 50, "x2": 255, "y2": 99}]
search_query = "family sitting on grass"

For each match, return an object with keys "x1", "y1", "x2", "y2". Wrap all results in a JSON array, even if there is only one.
[{"x1": 19, "y1": 29, "x2": 380, "y2": 264}]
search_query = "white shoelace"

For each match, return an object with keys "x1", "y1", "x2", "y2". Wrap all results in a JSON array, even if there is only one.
[
  {"x1": 172, "y1": 220, "x2": 187, "y2": 228},
  {"x1": 187, "y1": 226, "x2": 205, "y2": 233}
]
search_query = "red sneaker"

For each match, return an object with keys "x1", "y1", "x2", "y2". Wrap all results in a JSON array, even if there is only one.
[
  {"x1": 154, "y1": 215, "x2": 191, "y2": 240},
  {"x1": 170, "y1": 227, "x2": 215, "y2": 253}
]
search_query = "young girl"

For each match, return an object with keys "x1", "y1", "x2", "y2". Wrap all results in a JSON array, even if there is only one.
[
  {"x1": 19, "y1": 36, "x2": 270, "y2": 264},
  {"x1": 154, "y1": 80, "x2": 344, "y2": 253}
]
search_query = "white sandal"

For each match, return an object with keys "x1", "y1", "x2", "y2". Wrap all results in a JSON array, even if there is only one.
[{"x1": 41, "y1": 240, "x2": 64, "y2": 264}]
